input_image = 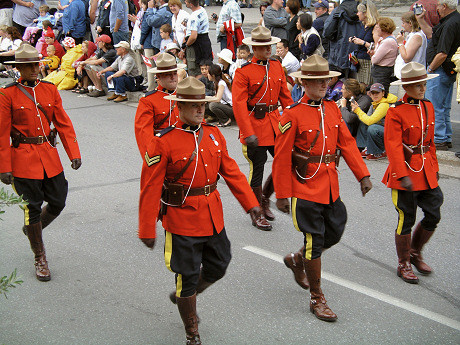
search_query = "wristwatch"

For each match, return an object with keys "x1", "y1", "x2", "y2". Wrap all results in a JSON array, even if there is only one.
[{"x1": 427, "y1": 67, "x2": 433, "y2": 73}]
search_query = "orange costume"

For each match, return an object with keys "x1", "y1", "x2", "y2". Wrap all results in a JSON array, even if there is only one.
[{"x1": 134, "y1": 85, "x2": 179, "y2": 156}]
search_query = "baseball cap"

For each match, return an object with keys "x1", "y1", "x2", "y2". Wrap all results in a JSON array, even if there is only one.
[
  {"x1": 96, "y1": 34, "x2": 111, "y2": 44},
  {"x1": 369, "y1": 83, "x2": 385, "y2": 92},
  {"x1": 313, "y1": 0, "x2": 329, "y2": 9},
  {"x1": 114, "y1": 41, "x2": 130, "y2": 50}
]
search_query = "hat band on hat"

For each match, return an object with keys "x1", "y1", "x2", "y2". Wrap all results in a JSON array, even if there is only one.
[
  {"x1": 301, "y1": 70, "x2": 330, "y2": 76},
  {"x1": 157, "y1": 64, "x2": 177, "y2": 70},
  {"x1": 401, "y1": 74, "x2": 427, "y2": 83},
  {"x1": 252, "y1": 38, "x2": 272, "y2": 42},
  {"x1": 15, "y1": 57, "x2": 40, "y2": 62},
  {"x1": 176, "y1": 93, "x2": 206, "y2": 100}
]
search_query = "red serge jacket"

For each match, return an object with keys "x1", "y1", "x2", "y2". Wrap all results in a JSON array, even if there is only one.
[
  {"x1": 273, "y1": 96, "x2": 370, "y2": 204},
  {"x1": 138, "y1": 121, "x2": 259, "y2": 239},
  {"x1": 232, "y1": 56, "x2": 293, "y2": 146},
  {"x1": 382, "y1": 95, "x2": 439, "y2": 191},
  {"x1": 0, "y1": 79, "x2": 81, "y2": 179}
]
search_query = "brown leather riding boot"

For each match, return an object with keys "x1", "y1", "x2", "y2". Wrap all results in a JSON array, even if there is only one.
[
  {"x1": 410, "y1": 222, "x2": 434, "y2": 275},
  {"x1": 170, "y1": 275, "x2": 214, "y2": 304},
  {"x1": 251, "y1": 186, "x2": 272, "y2": 231},
  {"x1": 25, "y1": 222, "x2": 51, "y2": 281},
  {"x1": 176, "y1": 293, "x2": 201, "y2": 345},
  {"x1": 283, "y1": 246, "x2": 309, "y2": 290},
  {"x1": 304, "y1": 257, "x2": 337, "y2": 322},
  {"x1": 261, "y1": 175, "x2": 275, "y2": 221},
  {"x1": 23, "y1": 205, "x2": 58, "y2": 235},
  {"x1": 395, "y1": 233, "x2": 419, "y2": 284}
]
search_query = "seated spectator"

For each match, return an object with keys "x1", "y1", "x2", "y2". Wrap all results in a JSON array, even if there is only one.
[
  {"x1": 73, "y1": 40, "x2": 98, "y2": 93},
  {"x1": 370, "y1": 17, "x2": 398, "y2": 93},
  {"x1": 350, "y1": 82, "x2": 398, "y2": 160},
  {"x1": 39, "y1": 45, "x2": 60, "y2": 76},
  {"x1": 33, "y1": 5, "x2": 55, "y2": 28},
  {"x1": 98, "y1": 41, "x2": 141, "y2": 102},
  {"x1": 62, "y1": 0, "x2": 87, "y2": 45},
  {"x1": 96, "y1": 0, "x2": 112, "y2": 37},
  {"x1": 339, "y1": 78, "x2": 372, "y2": 136},
  {"x1": 217, "y1": 48, "x2": 235, "y2": 79},
  {"x1": 44, "y1": 37, "x2": 83, "y2": 90},
  {"x1": 207, "y1": 64, "x2": 233, "y2": 127},
  {"x1": 275, "y1": 39, "x2": 300, "y2": 74},
  {"x1": 85, "y1": 34, "x2": 117, "y2": 97},
  {"x1": 34, "y1": 20, "x2": 52, "y2": 54},
  {"x1": 165, "y1": 42, "x2": 186, "y2": 65},
  {"x1": 199, "y1": 60, "x2": 214, "y2": 96},
  {"x1": 41, "y1": 27, "x2": 65, "y2": 59},
  {"x1": 0, "y1": 25, "x2": 11, "y2": 52},
  {"x1": 0, "y1": 27, "x2": 23, "y2": 64},
  {"x1": 297, "y1": 12, "x2": 324, "y2": 61},
  {"x1": 325, "y1": 67, "x2": 343, "y2": 101},
  {"x1": 291, "y1": 77, "x2": 303, "y2": 102}
]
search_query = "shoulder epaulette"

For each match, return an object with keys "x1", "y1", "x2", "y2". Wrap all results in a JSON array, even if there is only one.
[
  {"x1": 144, "y1": 89, "x2": 157, "y2": 97},
  {"x1": 390, "y1": 101, "x2": 405, "y2": 108},
  {"x1": 286, "y1": 101, "x2": 301, "y2": 109},
  {"x1": 155, "y1": 126, "x2": 175, "y2": 137},
  {"x1": 2, "y1": 81, "x2": 18, "y2": 89},
  {"x1": 40, "y1": 80, "x2": 54, "y2": 85},
  {"x1": 241, "y1": 61, "x2": 251, "y2": 68},
  {"x1": 422, "y1": 98, "x2": 431, "y2": 103}
]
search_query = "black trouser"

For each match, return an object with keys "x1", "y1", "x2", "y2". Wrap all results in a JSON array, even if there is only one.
[
  {"x1": 12, "y1": 171, "x2": 68, "y2": 225},
  {"x1": 371, "y1": 64, "x2": 394, "y2": 93},
  {"x1": 391, "y1": 187, "x2": 443, "y2": 235},
  {"x1": 242, "y1": 145, "x2": 274, "y2": 188},
  {"x1": 292, "y1": 196, "x2": 347, "y2": 260},
  {"x1": 164, "y1": 227, "x2": 231, "y2": 298}
]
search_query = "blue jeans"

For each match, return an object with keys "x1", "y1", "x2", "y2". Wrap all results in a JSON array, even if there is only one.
[
  {"x1": 356, "y1": 123, "x2": 385, "y2": 155},
  {"x1": 301, "y1": 0, "x2": 311, "y2": 8},
  {"x1": 425, "y1": 67, "x2": 456, "y2": 143},
  {"x1": 112, "y1": 31, "x2": 130, "y2": 45},
  {"x1": 106, "y1": 71, "x2": 136, "y2": 95}
]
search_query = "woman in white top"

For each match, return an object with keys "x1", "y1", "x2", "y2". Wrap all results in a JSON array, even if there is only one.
[
  {"x1": 395, "y1": 12, "x2": 427, "y2": 96},
  {"x1": 208, "y1": 64, "x2": 233, "y2": 127},
  {"x1": 0, "y1": 25, "x2": 12, "y2": 52},
  {"x1": 169, "y1": 0, "x2": 190, "y2": 47},
  {"x1": 0, "y1": 27, "x2": 23, "y2": 63}
]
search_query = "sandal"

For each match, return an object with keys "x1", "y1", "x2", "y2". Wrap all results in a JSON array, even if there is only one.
[
  {"x1": 77, "y1": 88, "x2": 89, "y2": 94},
  {"x1": 217, "y1": 119, "x2": 231, "y2": 127},
  {"x1": 72, "y1": 86, "x2": 83, "y2": 93}
]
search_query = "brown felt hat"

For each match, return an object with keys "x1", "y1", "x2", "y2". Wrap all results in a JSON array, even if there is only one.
[
  {"x1": 4, "y1": 44, "x2": 41, "y2": 64},
  {"x1": 242, "y1": 26, "x2": 280, "y2": 46},
  {"x1": 149, "y1": 53, "x2": 186, "y2": 74},
  {"x1": 390, "y1": 62, "x2": 438, "y2": 85},
  {"x1": 290, "y1": 55, "x2": 342, "y2": 79},
  {"x1": 164, "y1": 77, "x2": 217, "y2": 102}
]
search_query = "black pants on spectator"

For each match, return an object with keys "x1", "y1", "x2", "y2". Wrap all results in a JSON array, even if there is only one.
[{"x1": 371, "y1": 64, "x2": 394, "y2": 93}]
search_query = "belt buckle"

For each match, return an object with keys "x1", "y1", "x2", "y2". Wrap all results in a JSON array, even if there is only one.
[
  {"x1": 204, "y1": 184, "x2": 211, "y2": 196},
  {"x1": 324, "y1": 155, "x2": 331, "y2": 164},
  {"x1": 422, "y1": 146, "x2": 427, "y2": 154},
  {"x1": 37, "y1": 136, "x2": 44, "y2": 144}
]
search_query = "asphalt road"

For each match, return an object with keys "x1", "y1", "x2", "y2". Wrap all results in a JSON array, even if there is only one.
[{"x1": 0, "y1": 89, "x2": 459, "y2": 345}]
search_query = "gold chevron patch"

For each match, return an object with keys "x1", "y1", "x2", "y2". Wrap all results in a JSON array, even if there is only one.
[
  {"x1": 279, "y1": 121, "x2": 292, "y2": 134},
  {"x1": 145, "y1": 153, "x2": 161, "y2": 166}
]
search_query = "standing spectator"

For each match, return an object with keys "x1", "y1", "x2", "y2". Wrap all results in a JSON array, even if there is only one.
[
  {"x1": 157, "y1": 23, "x2": 172, "y2": 54},
  {"x1": 297, "y1": 12, "x2": 324, "y2": 60},
  {"x1": 370, "y1": 17, "x2": 398, "y2": 93},
  {"x1": 323, "y1": 0, "x2": 361, "y2": 76},
  {"x1": 12, "y1": 0, "x2": 47, "y2": 35},
  {"x1": 41, "y1": 27, "x2": 66, "y2": 59},
  {"x1": 349, "y1": 1, "x2": 379, "y2": 86},
  {"x1": 339, "y1": 78, "x2": 372, "y2": 136},
  {"x1": 140, "y1": 0, "x2": 155, "y2": 91},
  {"x1": 169, "y1": 0, "x2": 189, "y2": 47},
  {"x1": 214, "y1": 0, "x2": 242, "y2": 51},
  {"x1": 0, "y1": 0, "x2": 13, "y2": 27},
  {"x1": 63, "y1": 0, "x2": 87, "y2": 44},
  {"x1": 276, "y1": 39, "x2": 300, "y2": 74},
  {"x1": 144, "y1": 0, "x2": 172, "y2": 55},
  {"x1": 411, "y1": 0, "x2": 440, "y2": 27},
  {"x1": 259, "y1": 2, "x2": 269, "y2": 27},
  {"x1": 129, "y1": 0, "x2": 147, "y2": 82},
  {"x1": 110, "y1": 0, "x2": 130, "y2": 44},
  {"x1": 57, "y1": 0, "x2": 71, "y2": 14},
  {"x1": 208, "y1": 64, "x2": 233, "y2": 127},
  {"x1": 264, "y1": 0, "x2": 289, "y2": 40},
  {"x1": 180, "y1": 0, "x2": 212, "y2": 78},
  {"x1": 285, "y1": 0, "x2": 301, "y2": 60},
  {"x1": 96, "y1": 0, "x2": 112, "y2": 37},
  {"x1": 417, "y1": 0, "x2": 460, "y2": 150},
  {"x1": 312, "y1": 0, "x2": 330, "y2": 58}
]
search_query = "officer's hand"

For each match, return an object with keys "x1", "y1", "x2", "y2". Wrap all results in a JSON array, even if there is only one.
[
  {"x1": 245, "y1": 135, "x2": 259, "y2": 148},
  {"x1": 248, "y1": 206, "x2": 262, "y2": 219},
  {"x1": 71, "y1": 158, "x2": 82, "y2": 170},
  {"x1": 399, "y1": 176, "x2": 413, "y2": 191},
  {"x1": 141, "y1": 238, "x2": 156, "y2": 249},
  {"x1": 0, "y1": 172, "x2": 13, "y2": 185},
  {"x1": 276, "y1": 198, "x2": 290, "y2": 214},
  {"x1": 360, "y1": 176, "x2": 372, "y2": 196}
]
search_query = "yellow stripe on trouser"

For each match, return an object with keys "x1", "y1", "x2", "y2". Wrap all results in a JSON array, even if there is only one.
[
  {"x1": 292, "y1": 197, "x2": 312, "y2": 260},
  {"x1": 164, "y1": 231, "x2": 183, "y2": 296},
  {"x1": 242, "y1": 144, "x2": 254, "y2": 185},
  {"x1": 11, "y1": 182, "x2": 29, "y2": 226},
  {"x1": 391, "y1": 189, "x2": 404, "y2": 235}
]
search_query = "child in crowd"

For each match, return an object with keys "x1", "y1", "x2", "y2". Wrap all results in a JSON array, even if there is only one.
[
  {"x1": 34, "y1": 5, "x2": 55, "y2": 28},
  {"x1": 164, "y1": 42, "x2": 187, "y2": 82},
  {"x1": 40, "y1": 45, "x2": 60, "y2": 76},
  {"x1": 158, "y1": 24, "x2": 173, "y2": 55},
  {"x1": 197, "y1": 60, "x2": 216, "y2": 122},
  {"x1": 35, "y1": 20, "x2": 53, "y2": 54}
]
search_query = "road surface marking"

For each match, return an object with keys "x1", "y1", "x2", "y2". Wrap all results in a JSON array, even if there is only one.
[{"x1": 243, "y1": 245, "x2": 460, "y2": 331}]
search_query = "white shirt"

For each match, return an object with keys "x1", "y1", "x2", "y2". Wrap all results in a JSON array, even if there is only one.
[
  {"x1": 281, "y1": 51, "x2": 300, "y2": 74},
  {"x1": 186, "y1": 7, "x2": 209, "y2": 37},
  {"x1": 218, "y1": 79, "x2": 232, "y2": 106},
  {"x1": 172, "y1": 9, "x2": 189, "y2": 46}
]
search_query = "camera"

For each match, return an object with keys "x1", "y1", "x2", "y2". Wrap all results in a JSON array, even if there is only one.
[
  {"x1": 211, "y1": 13, "x2": 218, "y2": 20},
  {"x1": 350, "y1": 96, "x2": 355, "y2": 103},
  {"x1": 413, "y1": 3, "x2": 424, "y2": 15}
]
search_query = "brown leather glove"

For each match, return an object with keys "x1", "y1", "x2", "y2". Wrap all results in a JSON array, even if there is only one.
[
  {"x1": 141, "y1": 238, "x2": 156, "y2": 249},
  {"x1": 360, "y1": 176, "x2": 372, "y2": 196},
  {"x1": 276, "y1": 198, "x2": 290, "y2": 214},
  {"x1": 0, "y1": 172, "x2": 13, "y2": 185},
  {"x1": 71, "y1": 158, "x2": 82, "y2": 170},
  {"x1": 399, "y1": 176, "x2": 413, "y2": 191},
  {"x1": 245, "y1": 135, "x2": 259, "y2": 148},
  {"x1": 248, "y1": 206, "x2": 262, "y2": 219}
]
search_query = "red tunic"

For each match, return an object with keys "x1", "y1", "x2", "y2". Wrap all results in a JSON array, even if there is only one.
[
  {"x1": 134, "y1": 85, "x2": 179, "y2": 156},
  {"x1": 0, "y1": 80, "x2": 81, "y2": 179},
  {"x1": 382, "y1": 95, "x2": 439, "y2": 191},
  {"x1": 232, "y1": 56, "x2": 293, "y2": 146},
  {"x1": 273, "y1": 96, "x2": 370, "y2": 204},
  {"x1": 138, "y1": 121, "x2": 259, "y2": 239}
]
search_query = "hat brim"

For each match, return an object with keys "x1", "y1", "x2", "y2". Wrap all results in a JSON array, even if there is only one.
[
  {"x1": 390, "y1": 73, "x2": 438, "y2": 85},
  {"x1": 290, "y1": 70, "x2": 342, "y2": 79},
  {"x1": 148, "y1": 63, "x2": 187, "y2": 74},
  {"x1": 4, "y1": 58, "x2": 42, "y2": 65},
  {"x1": 241, "y1": 36, "x2": 281, "y2": 46},
  {"x1": 164, "y1": 95, "x2": 218, "y2": 102}
]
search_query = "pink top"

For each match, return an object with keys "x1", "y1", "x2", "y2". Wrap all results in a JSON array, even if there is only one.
[{"x1": 371, "y1": 36, "x2": 398, "y2": 67}]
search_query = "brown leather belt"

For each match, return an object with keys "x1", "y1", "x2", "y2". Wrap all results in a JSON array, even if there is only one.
[
  {"x1": 18, "y1": 135, "x2": 54, "y2": 145},
  {"x1": 412, "y1": 145, "x2": 429, "y2": 154},
  {"x1": 247, "y1": 104, "x2": 278, "y2": 113},
  {"x1": 294, "y1": 147, "x2": 337, "y2": 164},
  {"x1": 187, "y1": 181, "x2": 218, "y2": 196}
]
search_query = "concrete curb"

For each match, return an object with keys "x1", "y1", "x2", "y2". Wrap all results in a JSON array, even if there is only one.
[{"x1": 436, "y1": 151, "x2": 460, "y2": 167}]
